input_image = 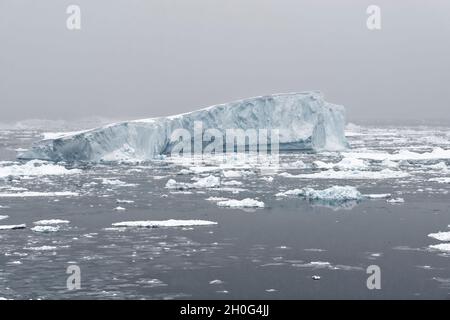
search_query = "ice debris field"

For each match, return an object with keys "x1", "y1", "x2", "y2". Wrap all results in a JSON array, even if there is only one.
[{"x1": 0, "y1": 93, "x2": 449, "y2": 299}]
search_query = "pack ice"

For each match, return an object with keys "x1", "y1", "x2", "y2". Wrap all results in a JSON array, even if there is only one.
[{"x1": 18, "y1": 92, "x2": 348, "y2": 162}]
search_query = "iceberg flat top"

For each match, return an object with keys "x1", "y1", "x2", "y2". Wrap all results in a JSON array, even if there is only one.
[{"x1": 19, "y1": 92, "x2": 348, "y2": 162}]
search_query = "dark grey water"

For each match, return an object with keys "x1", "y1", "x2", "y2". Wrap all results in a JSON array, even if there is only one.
[{"x1": 0, "y1": 124, "x2": 449, "y2": 299}]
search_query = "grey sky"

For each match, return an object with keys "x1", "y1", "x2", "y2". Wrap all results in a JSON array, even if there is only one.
[{"x1": 1, "y1": 0, "x2": 449, "y2": 124}]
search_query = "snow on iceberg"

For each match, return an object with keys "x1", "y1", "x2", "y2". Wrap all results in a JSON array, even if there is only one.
[
  {"x1": 111, "y1": 219, "x2": 218, "y2": 228},
  {"x1": 18, "y1": 92, "x2": 348, "y2": 162}
]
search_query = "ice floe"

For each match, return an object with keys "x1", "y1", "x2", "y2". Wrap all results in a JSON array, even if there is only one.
[
  {"x1": 279, "y1": 169, "x2": 408, "y2": 180},
  {"x1": 428, "y1": 243, "x2": 450, "y2": 252},
  {"x1": 343, "y1": 147, "x2": 450, "y2": 161},
  {"x1": 0, "y1": 215, "x2": 8, "y2": 220},
  {"x1": 0, "y1": 224, "x2": 26, "y2": 230},
  {"x1": 0, "y1": 160, "x2": 81, "y2": 178},
  {"x1": 31, "y1": 225, "x2": 60, "y2": 233},
  {"x1": 428, "y1": 231, "x2": 450, "y2": 242},
  {"x1": 216, "y1": 198, "x2": 265, "y2": 208},
  {"x1": 165, "y1": 175, "x2": 220, "y2": 190},
  {"x1": 0, "y1": 191, "x2": 79, "y2": 198},
  {"x1": 111, "y1": 219, "x2": 218, "y2": 228},
  {"x1": 276, "y1": 186, "x2": 362, "y2": 202},
  {"x1": 33, "y1": 219, "x2": 70, "y2": 225},
  {"x1": 386, "y1": 198, "x2": 405, "y2": 203}
]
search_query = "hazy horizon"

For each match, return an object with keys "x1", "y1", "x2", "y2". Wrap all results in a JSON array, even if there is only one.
[{"x1": 1, "y1": 1, "x2": 449, "y2": 124}]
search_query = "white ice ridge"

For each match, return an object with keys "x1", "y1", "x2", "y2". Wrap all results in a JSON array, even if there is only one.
[
  {"x1": 111, "y1": 219, "x2": 218, "y2": 228},
  {"x1": 216, "y1": 198, "x2": 265, "y2": 208},
  {"x1": 33, "y1": 219, "x2": 70, "y2": 225},
  {"x1": 18, "y1": 92, "x2": 348, "y2": 162}
]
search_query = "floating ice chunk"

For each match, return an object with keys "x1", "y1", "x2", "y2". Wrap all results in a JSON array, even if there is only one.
[
  {"x1": 277, "y1": 186, "x2": 362, "y2": 202},
  {"x1": 31, "y1": 225, "x2": 60, "y2": 233},
  {"x1": 112, "y1": 219, "x2": 218, "y2": 228},
  {"x1": 313, "y1": 161, "x2": 334, "y2": 169},
  {"x1": 429, "y1": 177, "x2": 450, "y2": 184},
  {"x1": 282, "y1": 160, "x2": 307, "y2": 169},
  {"x1": 222, "y1": 180, "x2": 242, "y2": 186},
  {"x1": 0, "y1": 191, "x2": 79, "y2": 197},
  {"x1": 116, "y1": 199, "x2": 135, "y2": 204},
  {"x1": 205, "y1": 197, "x2": 230, "y2": 201},
  {"x1": 279, "y1": 169, "x2": 409, "y2": 180},
  {"x1": 209, "y1": 279, "x2": 224, "y2": 285},
  {"x1": 334, "y1": 157, "x2": 368, "y2": 171},
  {"x1": 165, "y1": 175, "x2": 220, "y2": 190},
  {"x1": 428, "y1": 231, "x2": 450, "y2": 242},
  {"x1": 312, "y1": 275, "x2": 321, "y2": 280},
  {"x1": 216, "y1": 198, "x2": 265, "y2": 208},
  {"x1": 25, "y1": 245, "x2": 58, "y2": 251},
  {"x1": 114, "y1": 206, "x2": 126, "y2": 211},
  {"x1": 222, "y1": 170, "x2": 243, "y2": 178},
  {"x1": 19, "y1": 92, "x2": 348, "y2": 162},
  {"x1": 363, "y1": 193, "x2": 391, "y2": 199},
  {"x1": 33, "y1": 219, "x2": 70, "y2": 225},
  {"x1": 427, "y1": 162, "x2": 448, "y2": 171},
  {"x1": 101, "y1": 179, "x2": 137, "y2": 187},
  {"x1": 380, "y1": 159, "x2": 399, "y2": 169},
  {"x1": 0, "y1": 160, "x2": 81, "y2": 178},
  {"x1": 429, "y1": 243, "x2": 450, "y2": 252},
  {"x1": 343, "y1": 147, "x2": 450, "y2": 161},
  {"x1": 0, "y1": 224, "x2": 26, "y2": 230},
  {"x1": 387, "y1": 198, "x2": 404, "y2": 203},
  {"x1": 0, "y1": 215, "x2": 8, "y2": 220},
  {"x1": 261, "y1": 176, "x2": 274, "y2": 182}
]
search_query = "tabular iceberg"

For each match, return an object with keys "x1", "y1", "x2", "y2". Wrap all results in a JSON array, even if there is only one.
[{"x1": 19, "y1": 92, "x2": 348, "y2": 162}]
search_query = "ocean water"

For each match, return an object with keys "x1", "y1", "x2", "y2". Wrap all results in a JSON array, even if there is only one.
[{"x1": 0, "y1": 123, "x2": 449, "y2": 299}]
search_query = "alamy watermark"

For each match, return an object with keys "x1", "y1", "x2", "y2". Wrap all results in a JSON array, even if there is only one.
[
  {"x1": 66, "y1": 265, "x2": 81, "y2": 290},
  {"x1": 66, "y1": 5, "x2": 81, "y2": 30}
]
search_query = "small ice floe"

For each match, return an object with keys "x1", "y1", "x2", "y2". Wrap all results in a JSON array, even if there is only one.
[
  {"x1": 265, "y1": 289, "x2": 278, "y2": 292},
  {"x1": 429, "y1": 177, "x2": 450, "y2": 184},
  {"x1": 0, "y1": 215, "x2": 9, "y2": 221},
  {"x1": 111, "y1": 219, "x2": 218, "y2": 228},
  {"x1": 428, "y1": 231, "x2": 450, "y2": 242},
  {"x1": 101, "y1": 179, "x2": 137, "y2": 187},
  {"x1": 260, "y1": 176, "x2": 274, "y2": 182},
  {"x1": 311, "y1": 275, "x2": 321, "y2": 280},
  {"x1": 0, "y1": 160, "x2": 81, "y2": 178},
  {"x1": 209, "y1": 279, "x2": 224, "y2": 285},
  {"x1": 116, "y1": 199, "x2": 134, "y2": 204},
  {"x1": 318, "y1": 157, "x2": 369, "y2": 171},
  {"x1": 205, "y1": 197, "x2": 229, "y2": 202},
  {"x1": 428, "y1": 243, "x2": 450, "y2": 252},
  {"x1": 222, "y1": 170, "x2": 243, "y2": 178},
  {"x1": 165, "y1": 175, "x2": 220, "y2": 190},
  {"x1": 216, "y1": 198, "x2": 265, "y2": 208},
  {"x1": 0, "y1": 191, "x2": 79, "y2": 198},
  {"x1": 0, "y1": 224, "x2": 26, "y2": 230},
  {"x1": 222, "y1": 180, "x2": 242, "y2": 186},
  {"x1": 276, "y1": 186, "x2": 362, "y2": 202},
  {"x1": 33, "y1": 219, "x2": 69, "y2": 225},
  {"x1": 31, "y1": 225, "x2": 60, "y2": 233},
  {"x1": 343, "y1": 147, "x2": 450, "y2": 161},
  {"x1": 380, "y1": 159, "x2": 399, "y2": 169},
  {"x1": 363, "y1": 193, "x2": 391, "y2": 199},
  {"x1": 114, "y1": 206, "x2": 126, "y2": 211},
  {"x1": 386, "y1": 198, "x2": 405, "y2": 203},
  {"x1": 282, "y1": 160, "x2": 307, "y2": 169},
  {"x1": 279, "y1": 169, "x2": 409, "y2": 180},
  {"x1": 427, "y1": 162, "x2": 448, "y2": 171},
  {"x1": 25, "y1": 245, "x2": 58, "y2": 251}
]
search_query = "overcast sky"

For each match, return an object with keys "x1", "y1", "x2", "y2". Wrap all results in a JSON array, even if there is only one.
[{"x1": 1, "y1": 0, "x2": 449, "y2": 124}]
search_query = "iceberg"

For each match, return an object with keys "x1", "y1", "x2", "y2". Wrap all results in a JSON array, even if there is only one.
[{"x1": 18, "y1": 92, "x2": 348, "y2": 162}]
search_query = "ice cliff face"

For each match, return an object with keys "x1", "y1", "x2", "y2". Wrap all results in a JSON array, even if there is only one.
[{"x1": 19, "y1": 92, "x2": 348, "y2": 162}]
